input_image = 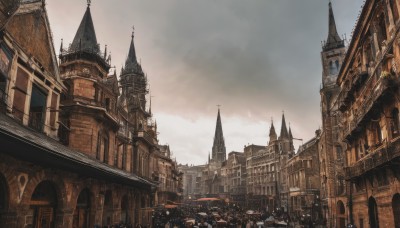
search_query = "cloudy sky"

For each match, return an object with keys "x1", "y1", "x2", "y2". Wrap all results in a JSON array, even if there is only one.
[{"x1": 46, "y1": 0, "x2": 364, "y2": 165}]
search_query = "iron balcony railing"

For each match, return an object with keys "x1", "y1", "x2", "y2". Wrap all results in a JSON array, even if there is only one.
[{"x1": 344, "y1": 136, "x2": 400, "y2": 179}]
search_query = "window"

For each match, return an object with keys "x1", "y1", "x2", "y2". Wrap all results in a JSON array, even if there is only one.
[
  {"x1": 29, "y1": 84, "x2": 47, "y2": 132},
  {"x1": 391, "y1": 108, "x2": 400, "y2": 138}
]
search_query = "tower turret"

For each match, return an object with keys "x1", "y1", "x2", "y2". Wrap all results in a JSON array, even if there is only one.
[
  {"x1": 211, "y1": 108, "x2": 226, "y2": 163},
  {"x1": 269, "y1": 119, "x2": 277, "y2": 143}
]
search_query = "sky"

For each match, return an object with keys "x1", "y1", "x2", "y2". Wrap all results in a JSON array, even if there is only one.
[{"x1": 46, "y1": 0, "x2": 364, "y2": 165}]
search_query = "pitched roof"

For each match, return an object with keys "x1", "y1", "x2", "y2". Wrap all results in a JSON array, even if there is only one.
[
  {"x1": 323, "y1": 1, "x2": 345, "y2": 51},
  {"x1": 122, "y1": 33, "x2": 144, "y2": 75},
  {"x1": 70, "y1": 5, "x2": 99, "y2": 53},
  {"x1": 0, "y1": 113, "x2": 155, "y2": 189}
]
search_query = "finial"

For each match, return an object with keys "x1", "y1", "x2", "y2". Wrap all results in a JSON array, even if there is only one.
[
  {"x1": 87, "y1": 0, "x2": 91, "y2": 7},
  {"x1": 60, "y1": 39, "x2": 63, "y2": 52},
  {"x1": 217, "y1": 104, "x2": 221, "y2": 110},
  {"x1": 271, "y1": 117, "x2": 273, "y2": 123},
  {"x1": 131, "y1": 25, "x2": 135, "y2": 39}
]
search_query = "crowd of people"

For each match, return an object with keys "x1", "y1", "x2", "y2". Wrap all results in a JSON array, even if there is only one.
[{"x1": 151, "y1": 203, "x2": 290, "y2": 228}]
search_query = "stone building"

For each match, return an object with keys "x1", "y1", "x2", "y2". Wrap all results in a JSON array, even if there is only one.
[
  {"x1": 224, "y1": 151, "x2": 246, "y2": 207},
  {"x1": 286, "y1": 131, "x2": 321, "y2": 221},
  {"x1": 245, "y1": 114, "x2": 295, "y2": 212},
  {"x1": 178, "y1": 164, "x2": 206, "y2": 200},
  {"x1": 336, "y1": 0, "x2": 400, "y2": 227},
  {"x1": 0, "y1": 1, "x2": 179, "y2": 227},
  {"x1": 318, "y1": 1, "x2": 347, "y2": 227},
  {"x1": 155, "y1": 145, "x2": 183, "y2": 205}
]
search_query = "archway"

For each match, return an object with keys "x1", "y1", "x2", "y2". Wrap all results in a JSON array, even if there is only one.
[
  {"x1": 73, "y1": 188, "x2": 91, "y2": 228},
  {"x1": 368, "y1": 197, "x2": 379, "y2": 228},
  {"x1": 31, "y1": 181, "x2": 58, "y2": 228},
  {"x1": 392, "y1": 194, "x2": 400, "y2": 228},
  {"x1": 0, "y1": 173, "x2": 8, "y2": 226},
  {"x1": 121, "y1": 195, "x2": 129, "y2": 225},
  {"x1": 336, "y1": 200, "x2": 346, "y2": 228},
  {"x1": 102, "y1": 190, "x2": 113, "y2": 226}
]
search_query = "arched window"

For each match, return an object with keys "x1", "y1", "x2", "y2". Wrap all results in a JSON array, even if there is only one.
[
  {"x1": 31, "y1": 181, "x2": 58, "y2": 228},
  {"x1": 369, "y1": 197, "x2": 380, "y2": 228},
  {"x1": 336, "y1": 200, "x2": 346, "y2": 228},
  {"x1": 73, "y1": 189, "x2": 91, "y2": 228},
  {"x1": 391, "y1": 108, "x2": 400, "y2": 138},
  {"x1": 392, "y1": 194, "x2": 400, "y2": 228}
]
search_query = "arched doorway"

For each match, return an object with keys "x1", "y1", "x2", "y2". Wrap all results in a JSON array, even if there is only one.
[
  {"x1": 31, "y1": 181, "x2": 58, "y2": 228},
  {"x1": 121, "y1": 195, "x2": 129, "y2": 225},
  {"x1": 369, "y1": 197, "x2": 379, "y2": 228},
  {"x1": 0, "y1": 173, "x2": 8, "y2": 226},
  {"x1": 392, "y1": 194, "x2": 400, "y2": 228},
  {"x1": 102, "y1": 190, "x2": 113, "y2": 226},
  {"x1": 73, "y1": 189, "x2": 91, "y2": 228},
  {"x1": 336, "y1": 200, "x2": 346, "y2": 228}
]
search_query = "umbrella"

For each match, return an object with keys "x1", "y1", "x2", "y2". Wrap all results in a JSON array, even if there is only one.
[
  {"x1": 217, "y1": 219, "x2": 227, "y2": 224},
  {"x1": 198, "y1": 212, "x2": 207, "y2": 216},
  {"x1": 246, "y1": 210, "x2": 254, "y2": 215},
  {"x1": 265, "y1": 216, "x2": 275, "y2": 222}
]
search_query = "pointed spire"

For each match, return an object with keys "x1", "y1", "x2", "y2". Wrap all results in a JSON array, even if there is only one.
[
  {"x1": 289, "y1": 124, "x2": 293, "y2": 139},
  {"x1": 71, "y1": 2, "x2": 99, "y2": 53},
  {"x1": 279, "y1": 112, "x2": 289, "y2": 140},
  {"x1": 123, "y1": 26, "x2": 143, "y2": 75},
  {"x1": 212, "y1": 106, "x2": 226, "y2": 163},
  {"x1": 60, "y1": 39, "x2": 63, "y2": 53},
  {"x1": 323, "y1": 1, "x2": 344, "y2": 51},
  {"x1": 269, "y1": 118, "x2": 277, "y2": 142}
]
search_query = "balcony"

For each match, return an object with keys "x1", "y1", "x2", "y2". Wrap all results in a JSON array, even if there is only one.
[
  {"x1": 344, "y1": 137, "x2": 400, "y2": 180},
  {"x1": 133, "y1": 130, "x2": 155, "y2": 146},
  {"x1": 342, "y1": 76, "x2": 397, "y2": 141}
]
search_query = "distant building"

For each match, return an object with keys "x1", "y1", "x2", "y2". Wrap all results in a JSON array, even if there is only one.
[
  {"x1": 245, "y1": 114, "x2": 295, "y2": 212},
  {"x1": 286, "y1": 130, "x2": 321, "y2": 221}
]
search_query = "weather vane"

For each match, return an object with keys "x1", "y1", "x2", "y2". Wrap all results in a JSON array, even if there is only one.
[
  {"x1": 87, "y1": 0, "x2": 91, "y2": 7},
  {"x1": 217, "y1": 104, "x2": 221, "y2": 109}
]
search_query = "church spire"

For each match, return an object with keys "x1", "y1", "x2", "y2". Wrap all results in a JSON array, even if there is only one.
[
  {"x1": 212, "y1": 107, "x2": 226, "y2": 163},
  {"x1": 323, "y1": 1, "x2": 344, "y2": 51},
  {"x1": 269, "y1": 118, "x2": 277, "y2": 142},
  {"x1": 279, "y1": 112, "x2": 289, "y2": 140},
  {"x1": 123, "y1": 27, "x2": 143, "y2": 75},
  {"x1": 71, "y1": 2, "x2": 99, "y2": 53}
]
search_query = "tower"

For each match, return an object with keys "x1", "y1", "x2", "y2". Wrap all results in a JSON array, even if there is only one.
[
  {"x1": 119, "y1": 29, "x2": 149, "y2": 131},
  {"x1": 58, "y1": 2, "x2": 119, "y2": 162},
  {"x1": 211, "y1": 108, "x2": 226, "y2": 163},
  {"x1": 319, "y1": 1, "x2": 346, "y2": 226},
  {"x1": 269, "y1": 119, "x2": 277, "y2": 144}
]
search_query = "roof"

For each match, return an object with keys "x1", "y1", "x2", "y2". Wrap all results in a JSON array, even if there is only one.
[
  {"x1": 0, "y1": 113, "x2": 155, "y2": 189},
  {"x1": 71, "y1": 5, "x2": 99, "y2": 53}
]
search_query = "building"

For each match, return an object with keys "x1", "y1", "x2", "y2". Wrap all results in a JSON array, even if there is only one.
[
  {"x1": 178, "y1": 164, "x2": 206, "y2": 200},
  {"x1": 224, "y1": 151, "x2": 246, "y2": 207},
  {"x1": 318, "y1": 1, "x2": 347, "y2": 227},
  {"x1": 286, "y1": 131, "x2": 321, "y2": 223},
  {"x1": 0, "y1": 1, "x2": 180, "y2": 227},
  {"x1": 336, "y1": 0, "x2": 400, "y2": 227},
  {"x1": 245, "y1": 114, "x2": 295, "y2": 212}
]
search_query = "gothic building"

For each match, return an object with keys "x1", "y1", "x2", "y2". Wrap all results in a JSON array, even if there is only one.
[
  {"x1": 318, "y1": 1, "x2": 347, "y2": 227},
  {"x1": 336, "y1": 0, "x2": 400, "y2": 227},
  {"x1": 0, "y1": 1, "x2": 181, "y2": 227},
  {"x1": 245, "y1": 114, "x2": 295, "y2": 212}
]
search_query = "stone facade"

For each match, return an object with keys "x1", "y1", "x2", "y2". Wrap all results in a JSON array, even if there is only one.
[
  {"x1": 286, "y1": 131, "x2": 321, "y2": 222},
  {"x1": 335, "y1": 0, "x2": 400, "y2": 227},
  {"x1": 0, "y1": 1, "x2": 182, "y2": 227}
]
